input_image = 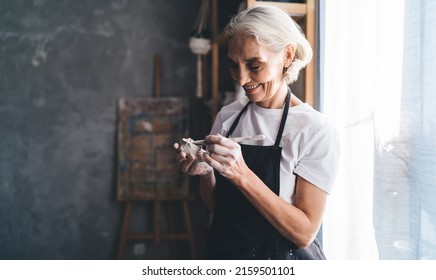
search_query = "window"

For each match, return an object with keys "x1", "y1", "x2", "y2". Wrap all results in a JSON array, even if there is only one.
[{"x1": 320, "y1": 0, "x2": 436, "y2": 260}]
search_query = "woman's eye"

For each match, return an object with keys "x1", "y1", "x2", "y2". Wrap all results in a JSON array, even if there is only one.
[{"x1": 249, "y1": 65, "x2": 262, "y2": 72}]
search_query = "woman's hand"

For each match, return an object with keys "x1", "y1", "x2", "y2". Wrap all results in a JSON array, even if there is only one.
[
  {"x1": 174, "y1": 143, "x2": 213, "y2": 177},
  {"x1": 174, "y1": 142, "x2": 217, "y2": 210},
  {"x1": 203, "y1": 134, "x2": 249, "y2": 184}
]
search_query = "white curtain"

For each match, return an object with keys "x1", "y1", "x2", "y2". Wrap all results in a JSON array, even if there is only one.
[
  {"x1": 320, "y1": 0, "x2": 436, "y2": 259},
  {"x1": 373, "y1": 0, "x2": 436, "y2": 259}
]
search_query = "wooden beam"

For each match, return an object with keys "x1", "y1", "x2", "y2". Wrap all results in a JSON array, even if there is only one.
[
  {"x1": 304, "y1": 0, "x2": 316, "y2": 106},
  {"x1": 211, "y1": 0, "x2": 219, "y2": 122}
]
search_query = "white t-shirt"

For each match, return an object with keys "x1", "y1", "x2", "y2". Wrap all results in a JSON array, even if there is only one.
[{"x1": 210, "y1": 97, "x2": 340, "y2": 204}]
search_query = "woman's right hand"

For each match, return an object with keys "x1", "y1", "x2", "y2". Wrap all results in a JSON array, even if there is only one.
[{"x1": 174, "y1": 143, "x2": 213, "y2": 177}]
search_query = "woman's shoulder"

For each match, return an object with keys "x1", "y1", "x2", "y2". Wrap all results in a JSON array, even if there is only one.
[
  {"x1": 210, "y1": 97, "x2": 248, "y2": 135},
  {"x1": 214, "y1": 97, "x2": 248, "y2": 121},
  {"x1": 288, "y1": 103, "x2": 337, "y2": 136},
  {"x1": 289, "y1": 103, "x2": 322, "y2": 121},
  {"x1": 219, "y1": 97, "x2": 248, "y2": 114}
]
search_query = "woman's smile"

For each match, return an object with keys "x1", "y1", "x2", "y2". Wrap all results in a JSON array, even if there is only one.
[{"x1": 243, "y1": 83, "x2": 261, "y2": 94}]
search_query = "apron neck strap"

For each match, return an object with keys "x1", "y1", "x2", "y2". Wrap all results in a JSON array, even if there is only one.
[
  {"x1": 274, "y1": 87, "x2": 291, "y2": 146},
  {"x1": 226, "y1": 101, "x2": 250, "y2": 138}
]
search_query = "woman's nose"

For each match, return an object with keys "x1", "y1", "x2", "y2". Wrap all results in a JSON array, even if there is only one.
[{"x1": 232, "y1": 67, "x2": 250, "y2": 86}]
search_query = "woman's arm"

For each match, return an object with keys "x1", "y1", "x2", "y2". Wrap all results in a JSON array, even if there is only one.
[
  {"x1": 199, "y1": 171, "x2": 217, "y2": 211},
  {"x1": 204, "y1": 134, "x2": 327, "y2": 248},
  {"x1": 237, "y1": 172, "x2": 327, "y2": 248}
]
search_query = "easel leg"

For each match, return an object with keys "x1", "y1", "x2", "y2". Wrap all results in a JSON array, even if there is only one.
[
  {"x1": 154, "y1": 201, "x2": 161, "y2": 244},
  {"x1": 118, "y1": 201, "x2": 132, "y2": 260},
  {"x1": 182, "y1": 199, "x2": 196, "y2": 259},
  {"x1": 166, "y1": 202, "x2": 178, "y2": 258}
]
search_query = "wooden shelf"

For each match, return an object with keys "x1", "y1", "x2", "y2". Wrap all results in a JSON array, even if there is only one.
[{"x1": 246, "y1": 0, "x2": 307, "y2": 18}]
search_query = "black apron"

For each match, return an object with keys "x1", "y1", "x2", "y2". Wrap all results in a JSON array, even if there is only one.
[{"x1": 205, "y1": 88, "x2": 326, "y2": 260}]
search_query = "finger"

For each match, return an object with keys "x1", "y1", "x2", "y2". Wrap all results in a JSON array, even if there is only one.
[
  {"x1": 204, "y1": 152, "x2": 224, "y2": 174},
  {"x1": 207, "y1": 152, "x2": 227, "y2": 164},
  {"x1": 176, "y1": 151, "x2": 187, "y2": 163},
  {"x1": 206, "y1": 144, "x2": 225, "y2": 156},
  {"x1": 204, "y1": 134, "x2": 223, "y2": 144},
  {"x1": 180, "y1": 153, "x2": 195, "y2": 172},
  {"x1": 196, "y1": 149, "x2": 208, "y2": 162},
  {"x1": 205, "y1": 134, "x2": 237, "y2": 148},
  {"x1": 173, "y1": 143, "x2": 180, "y2": 150},
  {"x1": 207, "y1": 142, "x2": 240, "y2": 158}
]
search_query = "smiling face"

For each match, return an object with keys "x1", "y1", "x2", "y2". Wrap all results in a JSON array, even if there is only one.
[{"x1": 228, "y1": 36, "x2": 293, "y2": 109}]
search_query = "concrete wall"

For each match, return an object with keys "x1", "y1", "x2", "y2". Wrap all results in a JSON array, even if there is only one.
[{"x1": 0, "y1": 0, "x2": 207, "y2": 259}]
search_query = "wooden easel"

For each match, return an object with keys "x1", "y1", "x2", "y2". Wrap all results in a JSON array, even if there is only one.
[
  {"x1": 116, "y1": 97, "x2": 196, "y2": 259},
  {"x1": 117, "y1": 196, "x2": 196, "y2": 259}
]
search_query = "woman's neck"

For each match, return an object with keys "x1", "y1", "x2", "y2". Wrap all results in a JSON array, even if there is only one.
[{"x1": 255, "y1": 83, "x2": 289, "y2": 109}]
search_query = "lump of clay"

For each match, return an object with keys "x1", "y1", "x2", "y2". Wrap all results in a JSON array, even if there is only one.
[{"x1": 180, "y1": 138, "x2": 201, "y2": 156}]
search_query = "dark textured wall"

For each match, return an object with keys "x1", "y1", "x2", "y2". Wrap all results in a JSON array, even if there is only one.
[{"x1": 0, "y1": 0, "x2": 206, "y2": 259}]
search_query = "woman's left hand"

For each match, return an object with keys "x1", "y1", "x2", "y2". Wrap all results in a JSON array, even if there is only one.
[{"x1": 203, "y1": 134, "x2": 249, "y2": 184}]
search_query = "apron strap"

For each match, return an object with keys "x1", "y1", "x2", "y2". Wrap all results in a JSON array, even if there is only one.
[
  {"x1": 226, "y1": 101, "x2": 251, "y2": 138},
  {"x1": 274, "y1": 87, "x2": 291, "y2": 146}
]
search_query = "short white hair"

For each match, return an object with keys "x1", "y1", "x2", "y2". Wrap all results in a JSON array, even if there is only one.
[{"x1": 225, "y1": 5, "x2": 312, "y2": 84}]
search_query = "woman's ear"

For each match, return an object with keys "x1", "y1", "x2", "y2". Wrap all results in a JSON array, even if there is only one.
[{"x1": 284, "y1": 44, "x2": 296, "y2": 68}]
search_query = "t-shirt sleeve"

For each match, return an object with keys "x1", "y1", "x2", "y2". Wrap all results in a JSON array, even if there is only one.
[{"x1": 293, "y1": 120, "x2": 340, "y2": 194}]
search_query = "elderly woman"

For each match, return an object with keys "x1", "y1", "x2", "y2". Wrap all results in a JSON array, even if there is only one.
[{"x1": 175, "y1": 5, "x2": 339, "y2": 259}]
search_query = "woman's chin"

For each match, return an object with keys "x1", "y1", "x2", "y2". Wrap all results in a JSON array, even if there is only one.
[{"x1": 246, "y1": 94, "x2": 261, "y2": 103}]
